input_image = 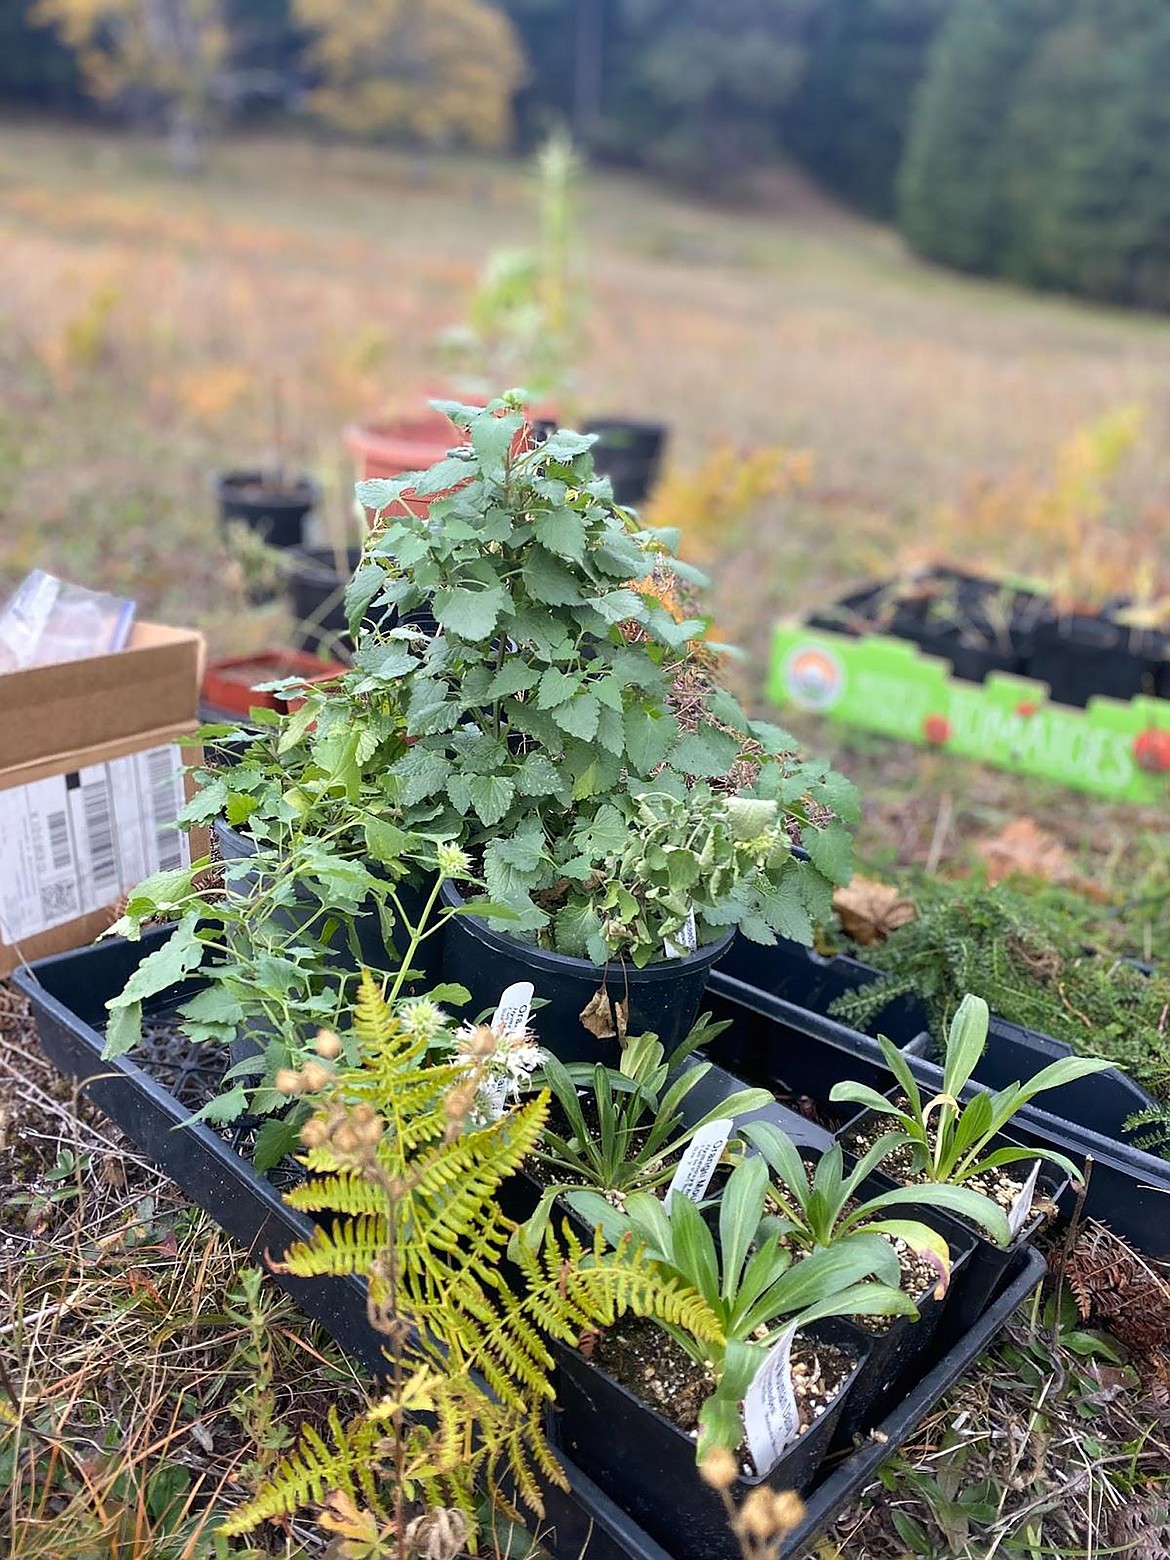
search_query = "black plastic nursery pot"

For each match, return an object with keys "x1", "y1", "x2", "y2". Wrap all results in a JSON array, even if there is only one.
[
  {"x1": 805, "y1": 570, "x2": 1031, "y2": 686},
  {"x1": 216, "y1": 469, "x2": 319, "y2": 550},
  {"x1": 286, "y1": 545, "x2": 364, "y2": 656},
  {"x1": 582, "y1": 421, "x2": 668, "y2": 507},
  {"x1": 718, "y1": 935, "x2": 1165, "y2": 1152},
  {"x1": 214, "y1": 818, "x2": 443, "y2": 990},
  {"x1": 700, "y1": 970, "x2": 1170, "y2": 1261},
  {"x1": 439, "y1": 882, "x2": 734, "y2": 1061},
  {"x1": 551, "y1": 1317, "x2": 866, "y2": 1560},
  {"x1": 14, "y1": 931, "x2": 1047, "y2": 1560},
  {"x1": 1026, "y1": 610, "x2": 1166, "y2": 709},
  {"x1": 837, "y1": 1102, "x2": 1070, "y2": 1336}
]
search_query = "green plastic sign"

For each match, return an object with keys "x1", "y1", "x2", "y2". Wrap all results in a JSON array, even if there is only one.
[{"x1": 769, "y1": 626, "x2": 1170, "y2": 803}]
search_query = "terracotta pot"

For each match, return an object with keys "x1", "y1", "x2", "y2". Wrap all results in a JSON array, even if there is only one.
[
  {"x1": 344, "y1": 404, "x2": 552, "y2": 524},
  {"x1": 201, "y1": 649, "x2": 346, "y2": 718}
]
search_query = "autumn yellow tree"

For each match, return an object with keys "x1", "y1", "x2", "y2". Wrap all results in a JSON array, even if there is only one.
[
  {"x1": 35, "y1": 0, "x2": 230, "y2": 171},
  {"x1": 294, "y1": 0, "x2": 526, "y2": 150}
]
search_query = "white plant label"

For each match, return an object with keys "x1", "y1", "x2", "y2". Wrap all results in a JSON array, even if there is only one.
[
  {"x1": 664, "y1": 1118, "x2": 731, "y2": 1208},
  {"x1": 478, "y1": 1074, "x2": 510, "y2": 1122},
  {"x1": 1006, "y1": 1159, "x2": 1042, "y2": 1240},
  {"x1": 0, "y1": 745, "x2": 187, "y2": 946},
  {"x1": 491, "y1": 980, "x2": 534, "y2": 1038},
  {"x1": 663, "y1": 906, "x2": 698, "y2": 960},
  {"x1": 744, "y1": 1320, "x2": 802, "y2": 1475}
]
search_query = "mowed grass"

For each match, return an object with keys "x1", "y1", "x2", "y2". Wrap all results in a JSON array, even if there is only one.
[{"x1": 4, "y1": 121, "x2": 1170, "y2": 657}]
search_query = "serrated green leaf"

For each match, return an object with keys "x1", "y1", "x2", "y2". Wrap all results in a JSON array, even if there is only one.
[
  {"x1": 670, "y1": 725, "x2": 742, "y2": 779},
  {"x1": 363, "y1": 816, "x2": 412, "y2": 868},
  {"x1": 624, "y1": 708, "x2": 679, "y2": 774},
  {"x1": 180, "y1": 776, "x2": 228, "y2": 826},
  {"x1": 344, "y1": 561, "x2": 384, "y2": 633},
  {"x1": 554, "y1": 898, "x2": 604, "y2": 957},
  {"x1": 805, "y1": 823, "x2": 854, "y2": 886},
  {"x1": 471, "y1": 410, "x2": 522, "y2": 476},
  {"x1": 533, "y1": 508, "x2": 587, "y2": 562},
  {"x1": 487, "y1": 661, "x2": 540, "y2": 698},
  {"x1": 523, "y1": 547, "x2": 584, "y2": 606},
  {"x1": 433, "y1": 583, "x2": 508, "y2": 641},
  {"x1": 554, "y1": 690, "x2": 600, "y2": 741},
  {"x1": 516, "y1": 754, "x2": 563, "y2": 797},
  {"x1": 536, "y1": 667, "x2": 582, "y2": 710},
  {"x1": 467, "y1": 774, "x2": 515, "y2": 828},
  {"x1": 103, "y1": 915, "x2": 204, "y2": 1059},
  {"x1": 410, "y1": 454, "x2": 472, "y2": 496},
  {"x1": 253, "y1": 1114, "x2": 306, "y2": 1173},
  {"x1": 392, "y1": 748, "x2": 451, "y2": 805}
]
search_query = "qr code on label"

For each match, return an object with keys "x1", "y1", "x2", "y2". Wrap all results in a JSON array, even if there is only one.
[{"x1": 40, "y1": 880, "x2": 78, "y2": 925}]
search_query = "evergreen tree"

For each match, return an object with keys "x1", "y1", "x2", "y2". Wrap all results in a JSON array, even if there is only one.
[
  {"x1": 901, "y1": 0, "x2": 1170, "y2": 310},
  {"x1": 787, "y1": 0, "x2": 953, "y2": 218},
  {"x1": 898, "y1": 0, "x2": 1059, "y2": 275}
]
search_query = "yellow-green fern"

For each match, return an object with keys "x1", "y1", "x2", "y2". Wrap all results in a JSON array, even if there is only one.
[{"x1": 224, "y1": 973, "x2": 722, "y2": 1537}]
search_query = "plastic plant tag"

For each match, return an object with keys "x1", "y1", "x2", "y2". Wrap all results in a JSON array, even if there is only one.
[
  {"x1": 491, "y1": 981, "x2": 534, "y2": 1037},
  {"x1": 663, "y1": 906, "x2": 698, "y2": 960},
  {"x1": 1006, "y1": 1159, "x2": 1042, "y2": 1241},
  {"x1": 478, "y1": 1074, "x2": 510, "y2": 1122},
  {"x1": 744, "y1": 1320, "x2": 802, "y2": 1475},
  {"x1": 664, "y1": 1118, "x2": 731, "y2": 1208}
]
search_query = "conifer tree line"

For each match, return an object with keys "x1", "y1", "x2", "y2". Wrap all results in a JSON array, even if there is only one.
[{"x1": 7, "y1": 0, "x2": 1170, "y2": 310}]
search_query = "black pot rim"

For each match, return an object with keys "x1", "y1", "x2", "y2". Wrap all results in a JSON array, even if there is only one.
[
  {"x1": 215, "y1": 468, "x2": 320, "y2": 503},
  {"x1": 440, "y1": 879, "x2": 735, "y2": 980}
]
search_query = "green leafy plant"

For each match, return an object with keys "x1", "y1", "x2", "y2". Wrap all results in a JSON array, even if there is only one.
[
  {"x1": 102, "y1": 732, "x2": 483, "y2": 1139},
  {"x1": 220, "y1": 974, "x2": 722, "y2": 1542},
  {"x1": 740, "y1": 1122, "x2": 1012, "y2": 1260},
  {"x1": 349, "y1": 394, "x2": 857, "y2": 964},
  {"x1": 829, "y1": 994, "x2": 1112, "y2": 1213},
  {"x1": 441, "y1": 129, "x2": 585, "y2": 406},
  {"x1": 572, "y1": 1155, "x2": 915, "y2": 1460},
  {"x1": 829, "y1": 876, "x2": 1170, "y2": 1157},
  {"x1": 516, "y1": 1016, "x2": 771, "y2": 1248}
]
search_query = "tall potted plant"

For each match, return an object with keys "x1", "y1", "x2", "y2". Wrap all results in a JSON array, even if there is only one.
[{"x1": 350, "y1": 394, "x2": 858, "y2": 1058}]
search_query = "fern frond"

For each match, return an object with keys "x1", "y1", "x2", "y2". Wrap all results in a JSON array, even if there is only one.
[
  {"x1": 284, "y1": 1169, "x2": 386, "y2": 1217},
  {"x1": 273, "y1": 1214, "x2": 389, "y2": 1279},
  {"x1": 218, "y1": 1408, "x2": 386, "y2": 1534}
]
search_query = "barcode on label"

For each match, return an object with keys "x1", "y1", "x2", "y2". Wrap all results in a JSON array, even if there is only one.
[
  {"x1": 46, "y1": 810, "x2": 71, "y2": 871},
  {"x1": 81, "y1": 780, "x2": 117, "y2": 893},
  {"x1": 145, "y1": 747, "x2": 183, "y2": 871}
]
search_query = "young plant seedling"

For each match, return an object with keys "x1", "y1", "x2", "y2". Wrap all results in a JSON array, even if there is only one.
[
  {"x1": 514, "y1": 1017, "x2": 771, "y2": 1251},
  {"x1": 829, "y1": 994, "x2": 1112, "y2": 1239},
  {"x1": 739, "y1": 1122, "x2": 1012, "y2": 1273},
  {"x1": 572, "y1": 1156, "x2": 915, "y2": 1459}
]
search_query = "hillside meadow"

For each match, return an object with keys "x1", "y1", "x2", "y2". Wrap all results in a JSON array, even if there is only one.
[{"x1": 4, "y1": 122, "x2": 1170, "y2": 664}]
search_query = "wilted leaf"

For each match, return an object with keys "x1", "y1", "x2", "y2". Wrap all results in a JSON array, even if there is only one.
[
  {"x1": 833, "y1": 876, "x2": 916, "y2": 946},
  {"x1": 579, "y1": 987, "x2": 627, "y2": 1041}
]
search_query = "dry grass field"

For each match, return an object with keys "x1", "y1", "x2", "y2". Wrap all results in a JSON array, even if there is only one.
[{"x1": 4, "y1": 121, "x2": 1170, "y2": 662}]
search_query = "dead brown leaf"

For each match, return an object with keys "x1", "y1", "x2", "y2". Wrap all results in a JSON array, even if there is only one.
[
  {"x1": 974, "y1": 817, "x2": 1109, "y2": 901},
  {"x1": 832, "y1": 877, "x2": 916, "y2": 946},
  {"x1": 579, "y1": 988, "x2": 628, "y2": 1041}
]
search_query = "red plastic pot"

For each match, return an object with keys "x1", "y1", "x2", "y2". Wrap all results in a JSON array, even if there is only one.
[{"x1": 202, "y1": 650, "x2": 346, "y2": 718}]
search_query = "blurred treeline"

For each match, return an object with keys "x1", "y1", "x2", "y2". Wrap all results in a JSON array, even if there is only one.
[{"x1": 5, "y1": 0, "x2": 1170, "y2": 311}]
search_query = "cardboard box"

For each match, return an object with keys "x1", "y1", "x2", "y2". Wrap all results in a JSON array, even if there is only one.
[{"x1": 0, "y1": 621, "x2": 205, "y2": 978}]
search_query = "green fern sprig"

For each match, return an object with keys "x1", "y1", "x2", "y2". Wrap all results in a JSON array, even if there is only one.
[{"x1": 229, "y1": 971, "x2": 726, "y2": 1538}]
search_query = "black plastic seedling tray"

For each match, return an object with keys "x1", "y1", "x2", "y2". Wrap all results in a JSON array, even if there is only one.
[
  {"x1": 716, "y1": 937, "x2": 1162, "y2": 1148},
  {"x1": 705, "y1": 969, "x2": 1170, "y2": 1260},
  {"x1": 14, "y1": 931, "x2": 1046, "y2": 1560}
]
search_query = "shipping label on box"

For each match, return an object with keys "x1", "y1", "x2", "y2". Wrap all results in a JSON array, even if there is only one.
[{"x1": 0, "y1": 743, "x2": 189, "y2": 945}]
